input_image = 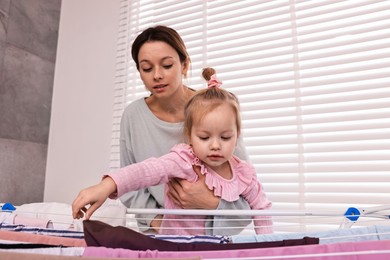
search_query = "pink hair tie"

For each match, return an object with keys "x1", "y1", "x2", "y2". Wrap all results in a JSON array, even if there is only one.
[{"x1": 208, "y1": 74, "x2": 222, "y2": 88}]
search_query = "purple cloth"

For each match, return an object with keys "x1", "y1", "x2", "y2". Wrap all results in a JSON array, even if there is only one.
[{"x1": 84, "y1": 239, "x2": 390, "y2": 259}]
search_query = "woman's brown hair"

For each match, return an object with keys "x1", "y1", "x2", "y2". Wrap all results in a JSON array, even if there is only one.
[{"x1": 131, "y1": 25, "x2": 191, "y2": 76}]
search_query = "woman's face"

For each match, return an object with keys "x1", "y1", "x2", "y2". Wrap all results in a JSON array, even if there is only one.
[{"x1": 138, "y1": 41, "x2": 188, "y2": 98}]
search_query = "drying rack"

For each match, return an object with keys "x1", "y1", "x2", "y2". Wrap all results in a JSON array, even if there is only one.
[{"x1": 125, "y1": 204, "x2": 390, "y2": 234}]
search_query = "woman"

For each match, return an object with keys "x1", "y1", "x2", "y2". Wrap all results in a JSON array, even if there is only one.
[{"x1": 119, "y1": 25, "x2": 251, "y2": 234}]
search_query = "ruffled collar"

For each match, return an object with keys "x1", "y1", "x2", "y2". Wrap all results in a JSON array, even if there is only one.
[{"x1": 183, "y1": 144, "x2": 255, "y2": 202}]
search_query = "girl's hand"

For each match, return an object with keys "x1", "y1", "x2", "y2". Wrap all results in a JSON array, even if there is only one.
[
  {"x1": 167, "y1": 166, "x2": 219, "y2": 209},
  {"x1": 72, "y1": 177, "x2": 117, "y2": 220}
]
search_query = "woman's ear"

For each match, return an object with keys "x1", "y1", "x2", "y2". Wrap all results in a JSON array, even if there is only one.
[{"x1": 182, "y1": 59, "x2": 189, "y2": 76}]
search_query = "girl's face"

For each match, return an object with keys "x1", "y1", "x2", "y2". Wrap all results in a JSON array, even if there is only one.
[
  {"x1": 189, "y1": 103, "x2": 238, "y2": 173},
  {"x1": 138, "y1": 41, "x2": 188, "y2": 98}
]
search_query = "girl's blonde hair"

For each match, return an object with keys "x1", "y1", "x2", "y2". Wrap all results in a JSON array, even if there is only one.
[{"x1": 183, "y1": 67, "x2": 241, "y2": 141}]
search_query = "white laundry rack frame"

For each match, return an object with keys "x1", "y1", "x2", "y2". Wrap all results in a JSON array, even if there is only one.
[{"x1": 126, "y1": 204, "x2": 390, "y2": 232}]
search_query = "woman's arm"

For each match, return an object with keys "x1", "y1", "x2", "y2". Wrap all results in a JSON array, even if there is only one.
[
  {"x1": 167, "y1": 166, "x2": 219, "y2": 209},
  {"x1": 167, "y1": 177, "x2": 253, "y2": 235}
]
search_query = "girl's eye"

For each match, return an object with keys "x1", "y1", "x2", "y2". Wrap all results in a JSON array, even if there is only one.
[
  {"x1": 163, "y1": 64, "x2": 173, "y2": 69},
  {"x1": 222, "y1": 136, "x2": 232, "y2": 140},
  {"x1": 199, "y1": 136, "x2": 209, "y2": 140}
]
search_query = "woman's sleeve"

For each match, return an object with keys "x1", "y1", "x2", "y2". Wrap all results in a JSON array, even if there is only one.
[
  {"x1": 209, "y1": 197, "x2": 252, "y2": 235},
  {"x1": 118, "y1": 109, "x2": 160, "y2": 231}
]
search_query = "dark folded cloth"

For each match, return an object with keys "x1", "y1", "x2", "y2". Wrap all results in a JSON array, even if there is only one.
[{"x1": 83, "y1": 220, "x2": 319, "y2": 251}]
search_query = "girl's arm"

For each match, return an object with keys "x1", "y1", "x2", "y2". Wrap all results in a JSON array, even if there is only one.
[
  {"x1": 73, "y1": 149, "x2": 195, "y2": 221},
  {"x1": 110, "y1": 150, "x2": 198, "y2": 199}
]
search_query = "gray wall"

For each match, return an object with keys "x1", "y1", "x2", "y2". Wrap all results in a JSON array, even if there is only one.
[{"x1": 0, "y1": 0, "x2": 61, "y2": 205}]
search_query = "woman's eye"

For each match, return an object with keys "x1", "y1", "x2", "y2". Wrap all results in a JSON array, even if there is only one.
[
  {"x1": 163, "y1": 64, "x2": 173, "y2": 69},
  {"x1": 142, "y1": 68, "x2": 152, "y2": 72},
  {"x1": 221, "y1": 136, "x2": 232, "y2": 140}
]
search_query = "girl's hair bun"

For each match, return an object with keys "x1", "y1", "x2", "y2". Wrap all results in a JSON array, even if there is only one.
[{"x1": 202, "y1": 67, "x2": 216, "y2": 81}]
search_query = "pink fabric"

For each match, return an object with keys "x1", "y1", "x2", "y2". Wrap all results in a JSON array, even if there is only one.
[
  {"x1": 207, "y1": 74, "x2": 222, "y2": 88},
  {"x1": 84, "y1": 239, "x2": 390, "y2": 259},
  {"x1": 0, "y1": 230, "x2": 86, "y2": 247},
  {"x1": 108, "y1": 143, "x2": 272, "y2": 235},
  {"x1": 0, "y1": 250, "x2": 200, "y2": 260},
  {"x1": 14, "y1": 215, "x2": 51, "y2": 228}
]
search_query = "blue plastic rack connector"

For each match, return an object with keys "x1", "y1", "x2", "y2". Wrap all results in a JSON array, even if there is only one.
[
  {"x1": 1, "y1": 202, "x2": 16, "y2": 211},
  {"x1": 344, "y1": 207, "x2": 360, "y2": 222}
]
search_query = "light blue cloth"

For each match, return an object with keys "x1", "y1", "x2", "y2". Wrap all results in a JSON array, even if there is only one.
[
  {"x1": 376, "y1": 225, "x2": 390, "y2": 240},
  {"x1": 232, "y1": 225, "x2": 390, "y2": 244}
]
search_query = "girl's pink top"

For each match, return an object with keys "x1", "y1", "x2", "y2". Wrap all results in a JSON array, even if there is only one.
[{"x1": 107, "y1": 143, "x2": 273, "y2": 235}]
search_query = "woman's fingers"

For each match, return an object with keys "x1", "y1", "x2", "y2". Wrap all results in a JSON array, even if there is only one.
[{"x1": 167, "y1": 180, "x2": 183, "y2": 207}]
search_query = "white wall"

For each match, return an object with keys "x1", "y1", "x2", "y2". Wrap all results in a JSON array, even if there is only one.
[{"x1": 44, "y1": 0, "x2": 120, "y2": 203}]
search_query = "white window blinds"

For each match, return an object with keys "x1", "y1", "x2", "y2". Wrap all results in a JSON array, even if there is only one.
[{"x1": 112, "y1": 0, "x2": 390, "y2": 232}]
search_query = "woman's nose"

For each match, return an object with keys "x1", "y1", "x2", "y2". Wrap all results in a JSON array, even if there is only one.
[{"x1": 154, "y1": 68, "x2": 163, "y2": 80}]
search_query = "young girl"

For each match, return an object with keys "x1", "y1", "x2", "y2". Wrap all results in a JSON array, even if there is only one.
[{"x1": 72, "y1": 68, "x2": 273, "y2": 235}]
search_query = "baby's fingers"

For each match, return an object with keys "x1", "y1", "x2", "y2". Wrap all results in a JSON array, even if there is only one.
[
  {"x1": 73, "y1": 206, "x2": 87, "y2": 219},
  {"x1": 72, "y1": 191, "x2": 93, "y2": 219},
  {"x1": 84, "y1": 202, "x2": 101, "y2": 220}
]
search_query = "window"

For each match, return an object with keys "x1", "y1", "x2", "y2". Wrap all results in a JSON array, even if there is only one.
[{"x1": 112, "y1": 0, "x2": 390, "y2": 232}]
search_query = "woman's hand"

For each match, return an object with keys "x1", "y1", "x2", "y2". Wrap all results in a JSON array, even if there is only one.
[
  {"x1": 167, "y1": 166, "x2": 219, "y2": 209},
  {"x1": 150, "y1": 214, "x2": 163, "y2": 233},
  {"x1": 72, "y1": 177, "x2": 117, "y2": 220}
]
